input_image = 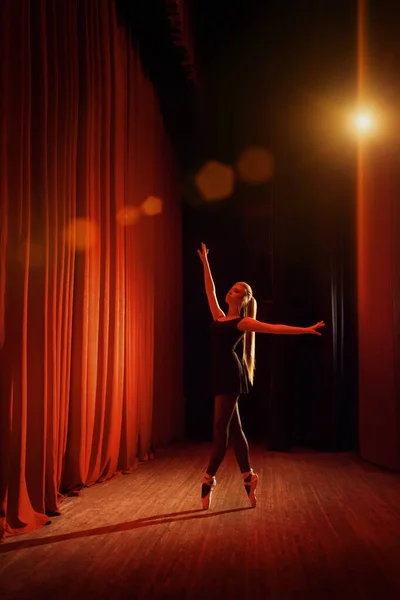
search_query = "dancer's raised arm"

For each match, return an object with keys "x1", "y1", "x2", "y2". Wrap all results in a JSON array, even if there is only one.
[
  {"x1": 197, "y1": 242, "x2": 225, "y2": 320},
  {"x1": 238, "y1": 318, "x2": 325, "y2": 336}
]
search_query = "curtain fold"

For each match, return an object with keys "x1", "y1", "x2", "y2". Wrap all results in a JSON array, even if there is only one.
[{"x1": 0, "y1": 0, "x2": 183, "y2": 541}]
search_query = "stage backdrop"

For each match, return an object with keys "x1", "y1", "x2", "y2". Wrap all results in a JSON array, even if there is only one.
[{"x1": 0, "y1": 0, "x2": 184, "y2": 541}]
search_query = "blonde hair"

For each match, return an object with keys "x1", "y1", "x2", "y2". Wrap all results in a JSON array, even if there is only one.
[{"x1": 236, "y1": 282, "x2": 257, "y2": 385}]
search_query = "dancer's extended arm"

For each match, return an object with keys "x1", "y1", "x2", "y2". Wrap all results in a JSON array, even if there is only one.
[
  {"x1": 238, "y1": 318, "x2": 325, "y2": 336},
  {"x1": 197, "y1": 242, "x2": 225, "y2": 320}
]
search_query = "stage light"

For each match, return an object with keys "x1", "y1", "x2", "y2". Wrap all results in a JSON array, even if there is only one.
[{"x1": 350, "y1": 109, "x2": 377, "y2": 136}]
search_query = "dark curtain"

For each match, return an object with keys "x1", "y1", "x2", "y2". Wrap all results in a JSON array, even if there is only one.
[
  {"x1": 115, "y1": 0, "x2": 197, "y2": 169},
  {"x1": 182, "y1": 0, "x2": 360, "y2": 450},
  {"x1": 265, "y1": 150, "x2": 357, "y2": 452}
]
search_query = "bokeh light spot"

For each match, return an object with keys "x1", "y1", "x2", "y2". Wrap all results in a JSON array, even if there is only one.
[
  {"x1": 141, "y1": 196, "x2": 163, "y2": 216},
  {"x1": 17, "y1": 242, "x2": 45, "y2": 268},
  {"x1": 116, "y1": 205, "x2": 141, "y2": 226},
  {"x1": 236, "y1": 146, "x2": 274, "y2": 184},
  {"x1": 195, "y1": 161, "x2": 235, "y2": 202},
  {"x1": 64, "y1": 218, "x2": 98, "y2": 252}
]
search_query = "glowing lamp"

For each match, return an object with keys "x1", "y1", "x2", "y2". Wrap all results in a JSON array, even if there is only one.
[{"x1": 350, "y1": 109, "x2": 377, "y2": 136}]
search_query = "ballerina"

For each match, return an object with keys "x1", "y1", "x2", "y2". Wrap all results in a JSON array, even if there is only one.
[{"x1": 197, "y1": 242, "x2": 325, "y2": 509}]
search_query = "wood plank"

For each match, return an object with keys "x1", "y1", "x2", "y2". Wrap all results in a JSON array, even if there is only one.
[{"x1": 1, "y1": 443, "x2": 400, "y2": 599}]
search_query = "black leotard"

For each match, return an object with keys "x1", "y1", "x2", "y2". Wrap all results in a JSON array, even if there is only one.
[{"x1": 210, "y1": 317, "x2": 250, "y2": 396}]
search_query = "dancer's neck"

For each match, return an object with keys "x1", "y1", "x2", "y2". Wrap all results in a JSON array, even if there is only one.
[{"x1": 226, "y1": 310, "x2": 240, "y2": 318}]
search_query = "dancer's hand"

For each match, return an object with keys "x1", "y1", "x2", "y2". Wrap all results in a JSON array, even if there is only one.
[
  {"x1": 306, "y1": 321, "x2": 325, "y2": 336},
  {"x1": 197, "y1": 242, "x2": 209, "y2": 264}
]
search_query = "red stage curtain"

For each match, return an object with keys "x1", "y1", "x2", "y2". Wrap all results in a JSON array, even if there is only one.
[
  {"x1": 0, "y1": 0, "x2": 183, "y2": 541},
  {"x1": 357, "y1": 144, "x2": 400, "y2": 471}
]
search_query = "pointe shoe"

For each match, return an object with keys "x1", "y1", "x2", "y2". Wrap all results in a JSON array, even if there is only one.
[
  {"x1": 201, "y1": 473, "x2": 216, "y2": 510},
  {"x1": 242, "y1": 469, "x2": 259, "y2": 508}
]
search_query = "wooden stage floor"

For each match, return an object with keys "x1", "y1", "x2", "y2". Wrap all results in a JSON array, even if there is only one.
[{"x1": 1, "y1": 441, "x2": 400, "y2": 600}]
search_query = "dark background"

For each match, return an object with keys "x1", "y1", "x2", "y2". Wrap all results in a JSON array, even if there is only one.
[
  {"x1": 182, "y1": 0, "x2": 358, "y2": 450},
  {"x1": 117, "y1": 0, "x2": 400, "y2": 453}
]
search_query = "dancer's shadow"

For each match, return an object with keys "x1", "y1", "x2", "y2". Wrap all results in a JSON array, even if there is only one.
[{"x1": 0, "y1": 506, "x2": 252, "y2": 553}]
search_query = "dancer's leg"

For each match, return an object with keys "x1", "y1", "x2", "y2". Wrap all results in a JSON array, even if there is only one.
[
  {"x1": 229, "y1": 403, "x2": 251, "y2": 473},
  {"x1": 205, "y1": 394, "x2": 238, "y2": 477},
  {"x1": 230, "y1": 403, "x2": 258, "y2": 507}
]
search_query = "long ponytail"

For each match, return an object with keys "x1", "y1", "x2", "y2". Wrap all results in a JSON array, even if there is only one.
[
  {"x1": 236, "y1": 281, "x2": 257, "y2": 385},
  {"x1": 242, "y1": 295, "x2": 257, "y2": 385}
]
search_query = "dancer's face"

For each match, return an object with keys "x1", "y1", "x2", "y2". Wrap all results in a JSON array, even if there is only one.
[{"x1": 225, "y1": 283, "x2": 246, "y2": 307}]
